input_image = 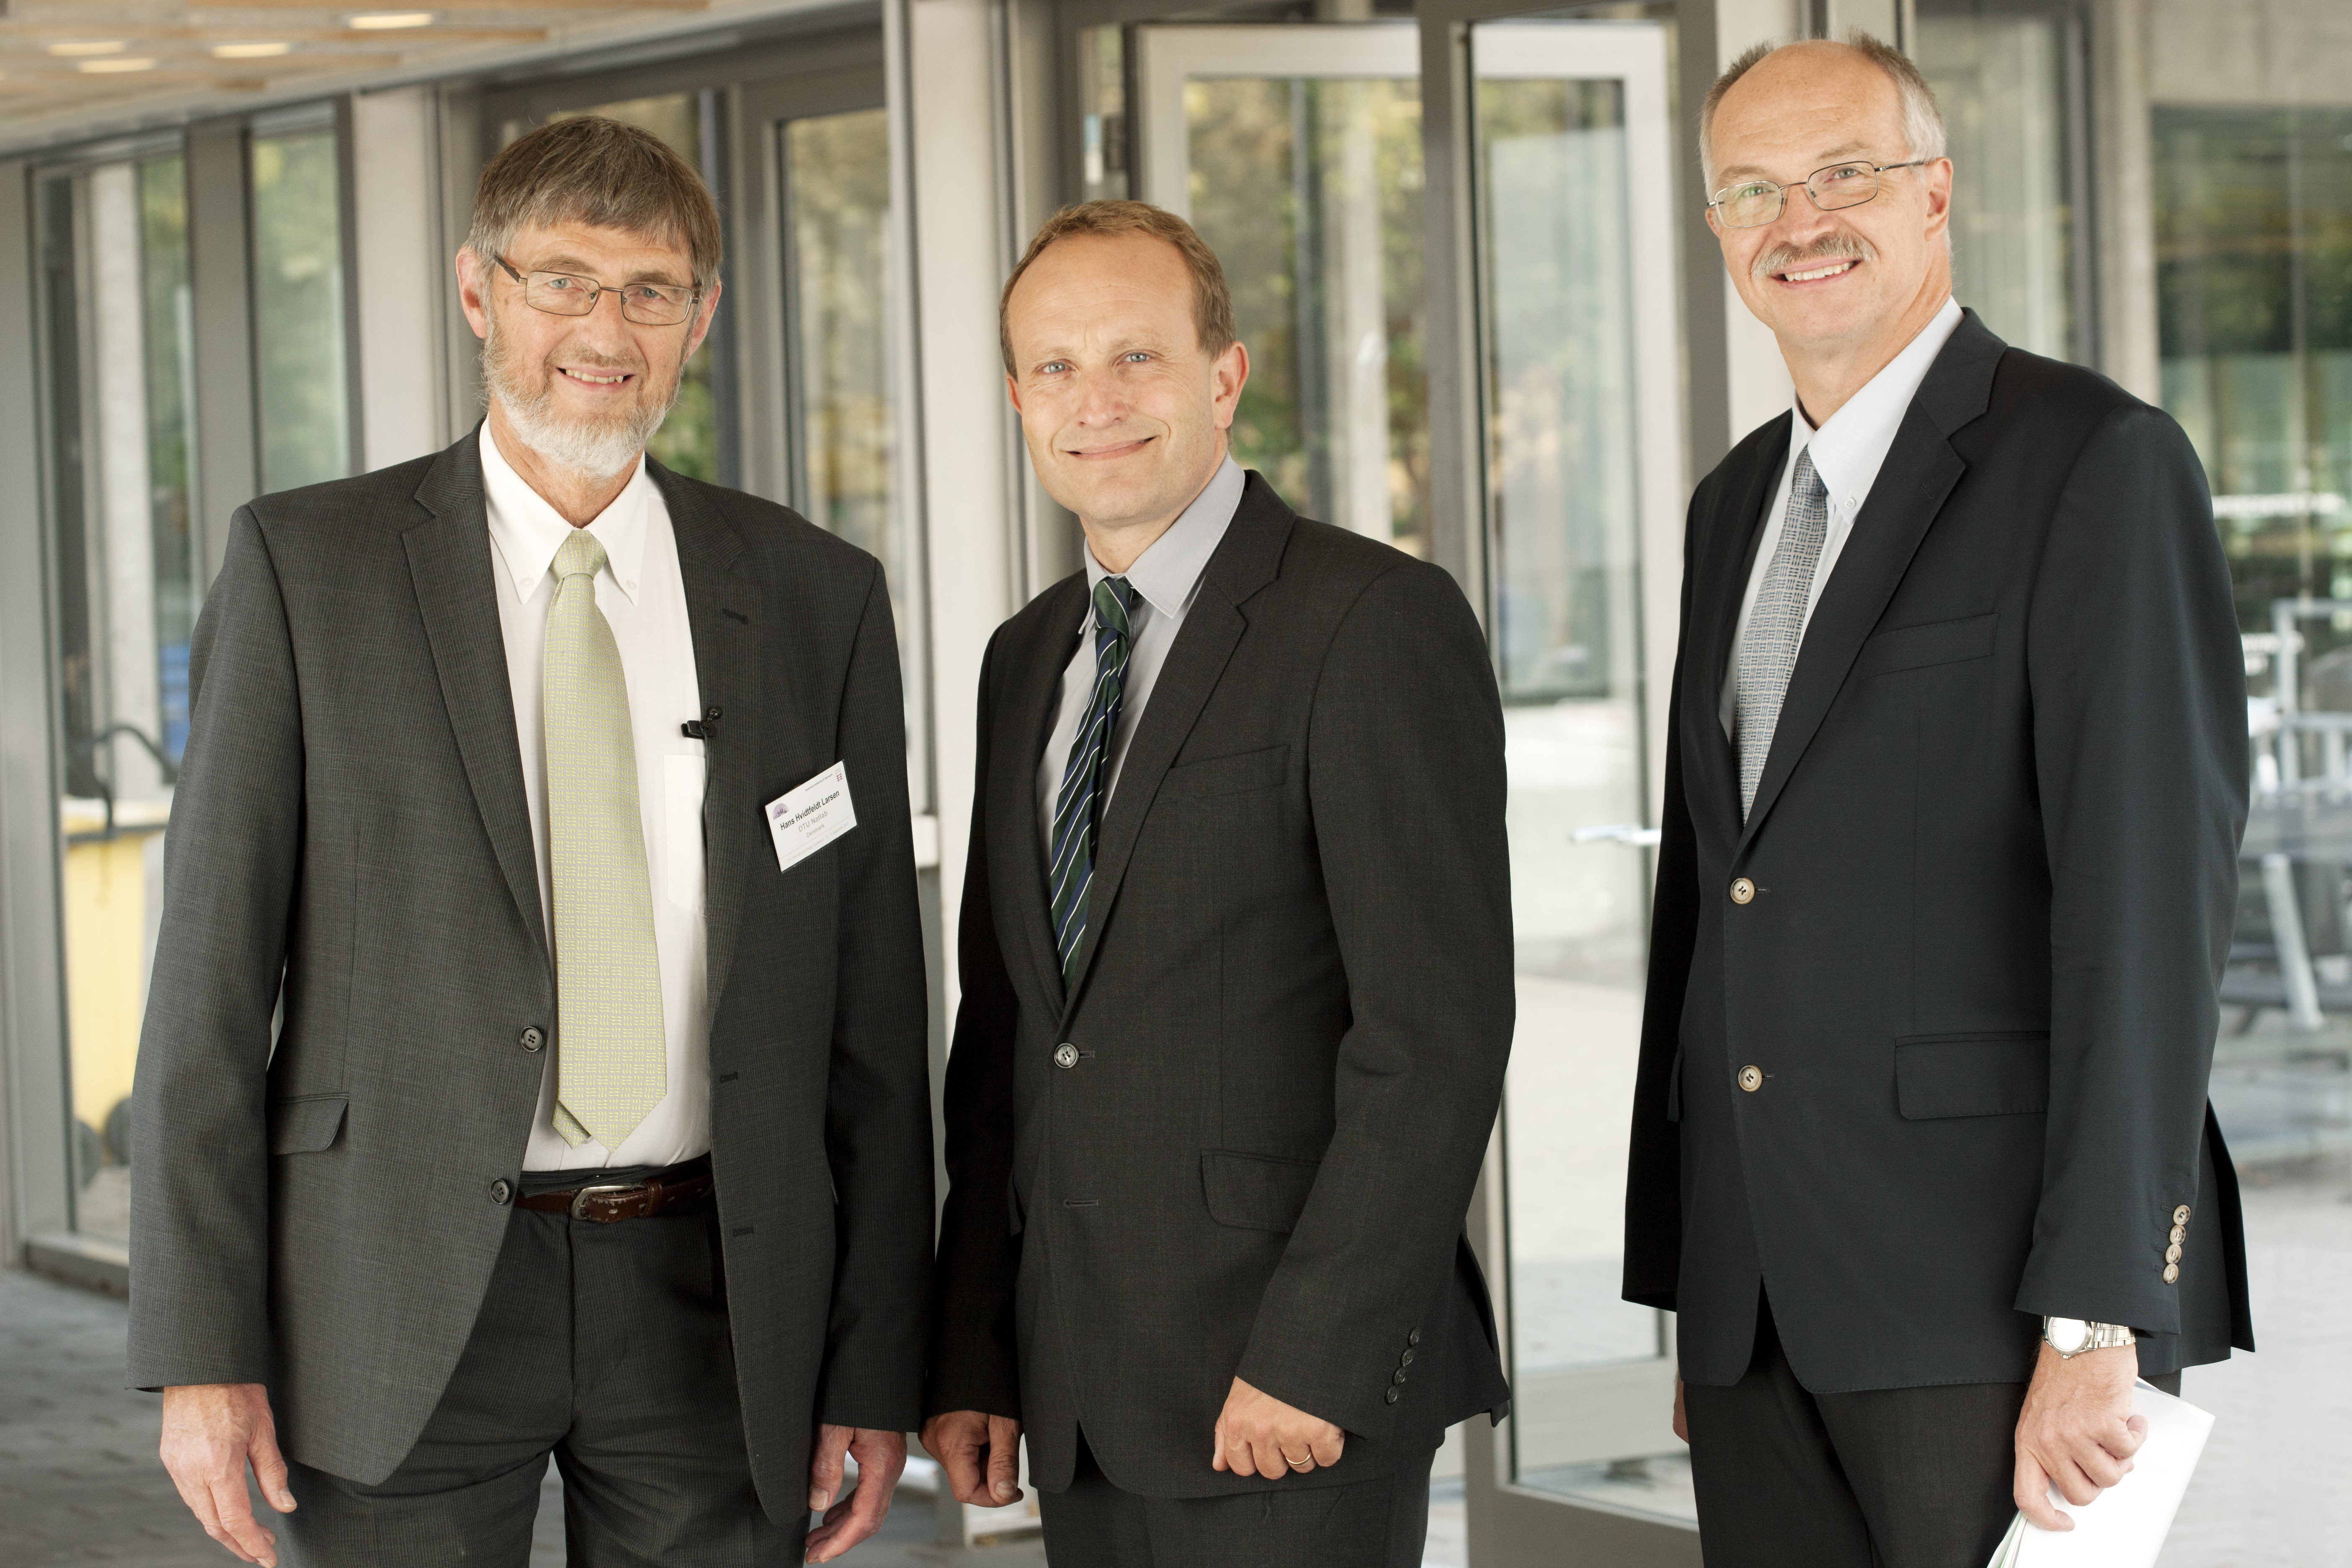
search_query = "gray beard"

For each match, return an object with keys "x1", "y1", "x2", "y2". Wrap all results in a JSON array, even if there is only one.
[{"x1": 482, "y1": 311, "x2": 682, "y2": 483}]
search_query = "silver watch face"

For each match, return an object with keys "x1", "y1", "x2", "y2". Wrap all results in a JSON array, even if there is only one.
[{"x1": 2047, "y1": 1317, "x2": 2090, "y2": 1355}]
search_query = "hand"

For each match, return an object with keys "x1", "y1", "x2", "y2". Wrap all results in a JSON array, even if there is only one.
[
  {"x1": 918, "y1": 1410, "x2": 1024, "y2": 1506},
  {"x1": 1673, "y1": 1376, "x2": 1687, "y2": 1444},
  {"x1": 160, "y1": 1383, "x2": 297, "y2": 1566},
  {"x1": 2013, "y1": 1341, "x2": 2146, "y2": 1531},
  {"x1": 804, "y1": 1425, "x2": 905, "y2": 1563},
  {"x1": 1211, "y1": 1377, "x2": 1345, "y2": 1478}
]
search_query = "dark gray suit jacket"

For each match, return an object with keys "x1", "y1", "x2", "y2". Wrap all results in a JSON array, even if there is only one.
[
  {"x1": 927, "y1": 475, "x2": 1514, "y2": 1498},
  {"x1": 1624, "y1": 312, "x2": 2256, "y2": 1390},
  {"x1": 126, "y1": 431, "x2": 934, "y2": 1516}
]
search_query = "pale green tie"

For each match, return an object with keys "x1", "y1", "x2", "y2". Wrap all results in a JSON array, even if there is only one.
[{"x1": 544, "y1": 529, "x2": 665, "y2": 1150}]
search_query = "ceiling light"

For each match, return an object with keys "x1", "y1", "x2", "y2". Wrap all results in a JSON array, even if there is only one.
[
  {"x1": 78, "y1": 58, "x2": 158, "y2": 74},
  {"x1": 49, "y1": 41, "x2": 129, "y2": 57},
  {"x1": 347, "y1": 11, "x2": 435, "y2": 28},
  {"x1": 212, "y1": 42, "x2": 294, "y2": 59}
]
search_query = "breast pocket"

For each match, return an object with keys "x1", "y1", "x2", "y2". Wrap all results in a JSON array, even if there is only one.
[
  {"x1": 1160, "y1": 744, "x2": 1289, "y2": 801},
  {"x1": 1853, "y1": 613, "x2": 1996, "y2": 680}
]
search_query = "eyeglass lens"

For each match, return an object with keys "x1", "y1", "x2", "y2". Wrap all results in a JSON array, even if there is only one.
[
  {"x1": 522, "y1": 271, "x2": 695, "y2": 325},
  {"x1": 1716, "y1": 163, "x2": 1883, "y2": 229}
]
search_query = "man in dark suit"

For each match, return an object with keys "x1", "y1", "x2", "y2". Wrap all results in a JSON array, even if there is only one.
[
  {"x1": 920, "y1": 201, "x2": 1513, "y2": 1565},
  {"x1": 1624, "y1": 36, "x2": 2254, "y2": 1566},
  {"x1": 130, "y1": 117, "x2": 932, "y2": 1566}
]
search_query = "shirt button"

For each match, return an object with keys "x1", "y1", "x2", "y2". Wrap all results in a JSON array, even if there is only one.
[
  {"x1": 1738, "y1": 1065, "x2": 1764, "y2": 1093},
  {"x1": 489, "y1": 1178, "x2": 514, "y2": 1206},
  {"x1": 2163, "y1": 1263, "x2": 2181, "y2": 1284},
  {"x1": 520, "y1": 1027, "x2": 544, "y2": 1053},
  {"x1": 1054, "y1": 1044, "x2": 1080, "y2": 1069},
  {"x1": 1730, "y1": 877, "x2": 1756, "y2": 905},
  {"x1": 2173, "y1": 1205, "x2": 2192, "y2": 1226}
]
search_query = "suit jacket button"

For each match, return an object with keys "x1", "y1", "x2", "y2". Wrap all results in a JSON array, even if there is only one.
[
  {"x1": 1393, "y1": 1369, "x2": 1408, "y2": 1385},
  {"x1": 490, "y1": 1178, "x2": 513, "y2": 1206},
  {"x1": 1738, "y1": 1065, "x2": 1764, "y2": 1093},
  {"x1": 2163, "y1": 1262, "x2": 2180, "y2": 1284},
  {"x1": 1730, "y1": 877, "x2": 1756, "y2": 905},
  {"x1": 2173, "y1": 1204, "x2": 2192, "y2": 1226},
  {"x1": 520, "y1": 1027, "x2": 544, "y2": 1052},
  {"x1": 2166, "y1": 1242, "x2": 2184, "y2": 1264},
  {"x1": 2169, "y1": 1225, "x2": 2186, "y2": 1244},
  {"x1": 1054, "y1": 1044, "x2": 1080, "y2": 1069},
  {"x1": 1400, "y1": 1348, "x2": 1414, "y2": 1367},
  {"x1": 1384, "y1": 1387, "x2": 1400, "y2": 1405},
  {"x1": 1408, "y1": 1328, "x2": 1421, "y2": 1346}
]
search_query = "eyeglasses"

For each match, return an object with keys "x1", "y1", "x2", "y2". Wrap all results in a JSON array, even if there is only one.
[
  {"x1": 492, "y1": 254, "x2": 701, "y2": 325},
  {"x1": 1707, "y1": 158, "x2": 1932, "y2": 230}
]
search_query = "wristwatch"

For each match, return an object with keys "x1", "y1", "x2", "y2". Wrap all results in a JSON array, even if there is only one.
[{"x1": 2043, "y1": 1317, "x2": 2136, "y2": 1358}]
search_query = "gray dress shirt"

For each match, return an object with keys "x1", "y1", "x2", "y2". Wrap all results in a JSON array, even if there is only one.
[{"x1": 1036, "y1": 456, "x2": 1246, "y2": 854}]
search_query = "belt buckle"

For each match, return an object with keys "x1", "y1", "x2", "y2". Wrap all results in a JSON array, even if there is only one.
[{"x1": 569, "y1": 1181, "x2": 640, "y2": 1222}]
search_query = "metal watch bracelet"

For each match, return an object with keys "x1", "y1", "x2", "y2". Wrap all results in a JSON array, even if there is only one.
[{"x1": 2043, "y1": 1317, "x2": 2136, "y2": 1358}]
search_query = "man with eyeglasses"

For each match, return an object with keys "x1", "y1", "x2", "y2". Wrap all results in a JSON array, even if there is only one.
[
  {"x1": 1622, "y1": 35, "x2": 2251, "y2": 1567},
  {"x1": 129, "y1": 115, "x2": 932, "y2": 1566}
]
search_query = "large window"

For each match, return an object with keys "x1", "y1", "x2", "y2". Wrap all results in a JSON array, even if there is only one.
[
  {"x1": 250, "y1": 113, "x2": 353, "y2": 492},
  {"x1": 36, "y1": 150, "x2": 199, "y2": 1245}
]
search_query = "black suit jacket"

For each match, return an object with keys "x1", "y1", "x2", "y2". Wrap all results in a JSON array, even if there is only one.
[
  {"x1": 127, "y1": 431, "x2": 934, "y2": 1517},
  {"x1": 927, "y1": 475, "x2": 1514, "y2": 1497},
  {"x1": 1624, "y1": 312, "x2": 2257, "y2": 1391}
]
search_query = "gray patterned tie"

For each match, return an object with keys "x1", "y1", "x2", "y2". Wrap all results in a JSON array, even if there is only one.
[
  {"x1": 1736, "y1": 448, "x2": 1830, "y2": 821},
  {"x1": 1048, "y1": 577, "x2": 1137, "y2": 995},
  {"x1": 544, "y1": 529, "x2": 667, "y2": 1150}
]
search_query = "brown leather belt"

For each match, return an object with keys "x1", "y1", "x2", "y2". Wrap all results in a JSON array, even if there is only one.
[{"x1": 517, "y1": 1154, "x2": 714, "y2": 1222}]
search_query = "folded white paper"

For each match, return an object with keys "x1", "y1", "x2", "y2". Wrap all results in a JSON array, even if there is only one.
[{"x1": 1985, "y1": 1381, "x2": 2215, "y2": 1568}]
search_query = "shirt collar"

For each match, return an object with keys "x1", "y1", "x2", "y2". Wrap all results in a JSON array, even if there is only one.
[
  {"x1": 1794, "y1": 294, "x2": 1964, "y2": 516},
  {"x1": 480, "y1": 421, "x2": 655, "y2": 604},
  {"x1": 1082, "y1": 455, "x2": 1246, "y2": 625}
]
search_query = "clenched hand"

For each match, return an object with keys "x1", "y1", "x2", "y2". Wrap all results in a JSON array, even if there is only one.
[
  {"x1": 919, "y1": 1410, "x2": 1024, "y2": 1506},
  {"x1": 1212, "y1": 1377, "x2": 1345, "y2": 1478},
  {"x1": 160, "y1": 1383, "x2": 296, "y2": 1566},
  {"x1": 2013, "y1": 1341, "x2": 2146, "y2": 1531}
]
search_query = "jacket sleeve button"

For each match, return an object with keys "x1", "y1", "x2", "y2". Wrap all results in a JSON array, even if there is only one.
[
  {"x1": 1384, "y1": 1387, "x2": 1401, "y2": 1405},
  {"x1": 2162, "y1": 1263, "x2": 2180, "y2": 1284},
  {"x1": 2173, "y1": 1204, "x2": 2192, "y2": 1226}
]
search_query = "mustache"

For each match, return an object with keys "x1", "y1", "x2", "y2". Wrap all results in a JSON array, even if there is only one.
[{"x1": 1751, "y1": 233, "x2": 1876, "y2": 283}]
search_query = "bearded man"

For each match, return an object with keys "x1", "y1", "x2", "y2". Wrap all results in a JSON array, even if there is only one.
[{"x1": 128, "y1": 116, "x2": 933, "y2": 1568}]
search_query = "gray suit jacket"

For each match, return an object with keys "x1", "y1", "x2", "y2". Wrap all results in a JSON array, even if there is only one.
[
  {"x1": 126, "y1": 431, "x2": 934, "y2": 1516},
  {"x1": 928, "y1": 475, "x2": 1514, "y2": 1498}
]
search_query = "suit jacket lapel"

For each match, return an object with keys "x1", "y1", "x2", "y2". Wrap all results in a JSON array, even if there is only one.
[
  {"x1": 1738, "y1": 312, "x2": 2005, "y2": 849},
  {"x1": 407, "y1": 434, "x2": 547, "y2": 958},
  {"x1": 1688, "y1": 421, "x2": 1789, "y2": 844},
  {"x1": 652, "y1": 463, "x2": 763, "y2": 1024},
  {"x1": 1059, "y1": 476, "x2": 1293, "y2": 1024},
  {"x1": 1004, "y1": 578, "x2": 1088, "y2": 1014}
]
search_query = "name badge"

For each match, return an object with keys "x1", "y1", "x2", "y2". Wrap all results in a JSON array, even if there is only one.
[{"x1": 766, "y1": 761, "x2": 856, "y2": 874}]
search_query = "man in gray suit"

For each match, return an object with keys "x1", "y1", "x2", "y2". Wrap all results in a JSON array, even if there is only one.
[
  {"x1": 921, "y1": 202, "x2": 1513, "y2": 1567},
  {"x1": 129, "y1": 116, "x2": 932, "y2": 1566}
]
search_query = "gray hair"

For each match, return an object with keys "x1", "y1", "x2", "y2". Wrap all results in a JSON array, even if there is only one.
[{"x1": 1700, "y1": 32, "x2": 1948, "y2": 193}]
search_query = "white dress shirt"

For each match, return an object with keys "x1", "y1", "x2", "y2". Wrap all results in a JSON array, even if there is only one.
[
  {"x1": 1720, "y1": 295, "x2": 1965, "y2": 734},
  {"x1": 1037, "y1": 456, "x2": 1245, "y2": 854},
  {"x1": 480, "y1": 423, "x2": 712, "y2": 1171}
]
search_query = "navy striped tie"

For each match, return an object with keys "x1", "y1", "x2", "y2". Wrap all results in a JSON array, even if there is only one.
[{"x1": 1049, "y1": 577, "x2": 1137, "y2": 995}]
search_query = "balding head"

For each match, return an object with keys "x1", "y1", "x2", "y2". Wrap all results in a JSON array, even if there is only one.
[{"x1": 1701, "y1": 35, "x2": 1945, "y2": 193}]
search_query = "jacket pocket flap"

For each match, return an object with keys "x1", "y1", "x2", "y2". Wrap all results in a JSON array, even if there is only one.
[
  {"x1": 1162, "y1": 745, "x2": 1289, "y2": 799},
  {"x1": 1895, "y1": 1034, "x2": 2049, "y2": 1119},
  {"x1": 1201, "y1": 1149, "x2": 1322, "y2": 1233},
  {"x1": 1855, "y1": 613, "x2": 1996, "y2": 678},
  {"x1": 268, "y1": 1095, "x2": 348, "y2": 1154}
]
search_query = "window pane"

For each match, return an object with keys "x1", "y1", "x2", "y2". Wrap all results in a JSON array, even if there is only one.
[
  {"x1": 783, "y1": 107, "x2": 924, "y2": 805},
  {"x1": 250, "y1": 126, "x2": 351, "y2": 491},
  {"x1": 39, "y1": 157, "x2": 198, "y2": 1245},
  {"x1": 1915, "y1": 7, "x2": 2077, "y2": 359},
  {"x1": 1185, "y1": 75, "x2": 1430, "y2": 556}
]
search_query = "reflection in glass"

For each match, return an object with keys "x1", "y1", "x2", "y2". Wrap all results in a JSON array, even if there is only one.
[
  {"x1": 1185, "y1": 76, "x2": 1429, "y2": 554},
  {"x1": 2154, "y1": 106, "x2": 2352, "y2": 641},
  {"x1": 783, "y1": 108, "x2": 921, "y2": 801},
  {"x1": 1473, "y1": 8, "x2": 1689, "y2": 1521},
  {"x1": 37, "y1": 156, "x2": 199, "y2": 1244},
  {"x1": 539, "y1": 93, "x2": 727, "y2": 483},
  {"x1": 251, "y1": 126, "x2": 351, "y2": 492},
  {"x1": 1078, "y1": 25, "x2": 1130, "y2": 203},
  {"x1": 1914, "y1": 7, "x2": 2076, "y2": 359}
]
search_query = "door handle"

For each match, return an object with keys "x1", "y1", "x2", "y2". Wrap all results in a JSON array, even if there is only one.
[{"x1": 1572, "y1": 823, "x2": 1662, "y2": 847}]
